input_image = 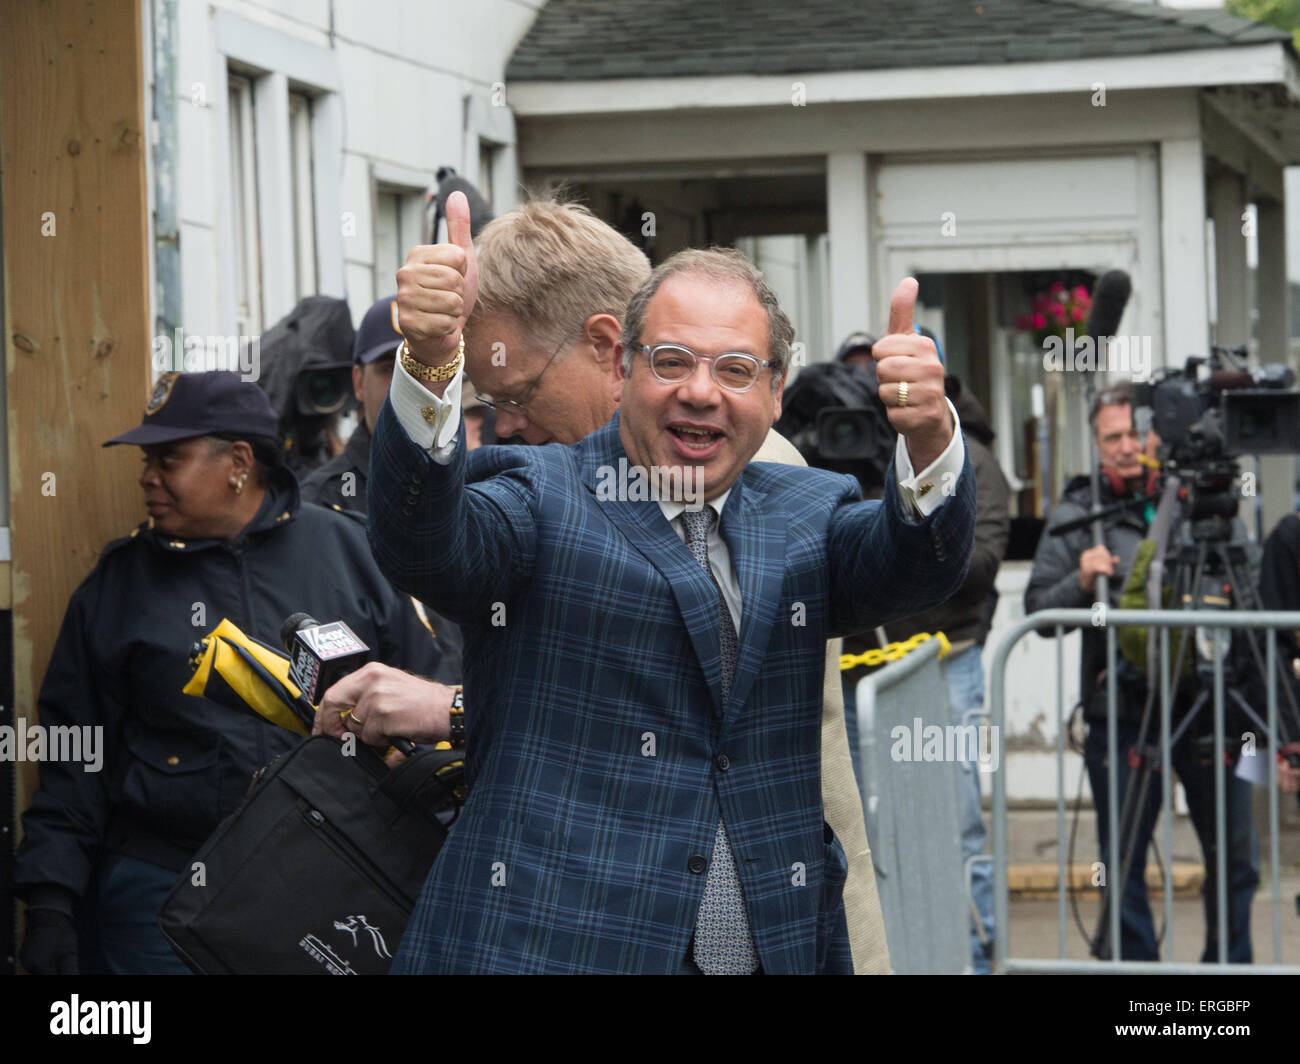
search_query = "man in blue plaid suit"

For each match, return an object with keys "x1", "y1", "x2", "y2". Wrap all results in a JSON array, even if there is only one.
[{"x1": 367, "y1": 193, "x2": 975, "y2": 974}]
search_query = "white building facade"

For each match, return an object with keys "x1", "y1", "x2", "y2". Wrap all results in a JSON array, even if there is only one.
[{"x1": 145, "y1": 0, "x2": 534, "y2": 343}]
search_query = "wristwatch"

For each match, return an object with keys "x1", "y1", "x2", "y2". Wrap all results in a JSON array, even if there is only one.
[
  {"x1": 399, "y1": 335, "x2": 464, "y2": 383},
  {"x1": 448, "y1": 686, "x2": 466, "y2": 748}
]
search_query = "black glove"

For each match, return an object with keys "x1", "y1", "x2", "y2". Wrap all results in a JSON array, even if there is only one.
[{"x1": 21, "y1": 908, "x2": 79, "y2": 975}]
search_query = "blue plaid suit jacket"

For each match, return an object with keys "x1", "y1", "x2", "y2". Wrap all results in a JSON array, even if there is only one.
[{"x1": 368, "y1": 401, "x2": 975, "y2": 974}]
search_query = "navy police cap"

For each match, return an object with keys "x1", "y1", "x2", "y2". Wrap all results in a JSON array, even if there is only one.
[
  {"x1": 354, "y1": 295, "x2": 405, "y2": 365},
  {"x1": 104, "y1": 371, "x2": 281, "y2": 447}
]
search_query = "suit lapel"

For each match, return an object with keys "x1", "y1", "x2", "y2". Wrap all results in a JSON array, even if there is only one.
[
  {"x1": 577, "y1": 415, "x2": 727, "y2": 715},
  {"x1": 718, "y1": 474, "x2": 787, "y2": 722}
]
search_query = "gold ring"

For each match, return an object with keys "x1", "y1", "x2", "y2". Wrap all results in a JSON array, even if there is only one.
[{"x1": 897, "y1": 380, "x2": 910, "y2": 408}]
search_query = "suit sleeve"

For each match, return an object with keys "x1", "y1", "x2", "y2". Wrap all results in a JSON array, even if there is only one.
[
  {"x1": 367, "y1": 394, "x2": 539, "y2": 625},
  {"x1": 826, "y1": 455, "x2": 976, "y2": 638}
]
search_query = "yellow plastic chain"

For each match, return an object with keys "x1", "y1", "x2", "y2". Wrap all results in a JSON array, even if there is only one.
[{"x1": 839, "y1": 630, "x2": 951, "y2": 671}]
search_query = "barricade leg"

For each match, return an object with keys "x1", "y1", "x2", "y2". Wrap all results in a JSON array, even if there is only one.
[
  {"x1": 1173, "y1": 738, "x2": 1260, "y2": 963},
  {"x1": 1083, "y1": 720, "x2": 1161, "y2": 959}
]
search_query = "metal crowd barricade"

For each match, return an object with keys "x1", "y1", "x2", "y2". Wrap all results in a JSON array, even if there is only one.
[
  {"x1": 989, "y1": 608, "x2": 1300, "y2": 974},
  {"x1": 855, "y1": 637, "x2": 971, "y2": 973}
]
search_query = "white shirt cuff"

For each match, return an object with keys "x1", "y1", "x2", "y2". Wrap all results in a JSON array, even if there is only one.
[
  {"x1": 893, "y1": 397, "x2": 966, "y2": 519},
  {"x1": 390, "y1": 355, "x2": 464, "y2": 464}
]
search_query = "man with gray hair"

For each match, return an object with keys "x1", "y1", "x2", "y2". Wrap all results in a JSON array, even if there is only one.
[{"x1": 356, "y1": 192, "x2": 974, "y2": 974}]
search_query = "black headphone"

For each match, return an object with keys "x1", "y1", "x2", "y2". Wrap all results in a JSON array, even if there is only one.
[{"x1": 1100, "y1": 465, "x2": 1158, "y2": 498}]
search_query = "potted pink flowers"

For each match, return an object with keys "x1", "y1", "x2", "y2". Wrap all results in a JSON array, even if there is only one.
[{"x1": 1015, "y1": 282, "x2": 1092, "y2": 346}]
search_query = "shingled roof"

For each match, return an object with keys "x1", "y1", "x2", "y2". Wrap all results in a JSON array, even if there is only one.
[{"x1": 506, "y1": 0, "x2": 1289, "y2": 81}]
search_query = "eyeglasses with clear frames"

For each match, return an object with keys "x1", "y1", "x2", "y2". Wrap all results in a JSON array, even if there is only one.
[{"x1": 634, "y1": 342, "x2": 772, "y2": 394}]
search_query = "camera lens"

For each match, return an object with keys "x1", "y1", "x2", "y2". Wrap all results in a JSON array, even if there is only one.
[
  {"x1": 298, "y1": 369, "x2": 350, "y2": 415},
  {"x1": 818, "y1": 408, "x2": 874, "y2": 459},
  {"x1": 827, "y1": 417, "x2": 863, "y2": 452}
]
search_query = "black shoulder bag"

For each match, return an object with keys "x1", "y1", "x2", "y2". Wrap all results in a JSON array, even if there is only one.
[{"x1": 160, "y1": 735, "x2": 464, "y2": 975}]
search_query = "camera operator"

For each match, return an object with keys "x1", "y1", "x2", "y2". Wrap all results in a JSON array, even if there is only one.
[
  {"x1": 1025, "y1": 382, "x2": 1259, "y2": 962},
  {"x1": 256, "y1": 296, "x2": 358, "y2": 477},
  {"x1": 1249, "y1": 512, "x2": 1300, "y2": 795}
]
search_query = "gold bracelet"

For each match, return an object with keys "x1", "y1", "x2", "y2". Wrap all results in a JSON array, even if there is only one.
[{"x1": 399, "y1": 335, "x2": 464, "y2": 383}]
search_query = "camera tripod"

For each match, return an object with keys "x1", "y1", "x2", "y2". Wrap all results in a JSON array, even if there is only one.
[{"x1": 1089, "y1": 483, "x2": 1300, "y2": 961}]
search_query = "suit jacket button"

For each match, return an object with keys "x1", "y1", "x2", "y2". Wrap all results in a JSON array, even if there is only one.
[
  {"x1": 716, "y1": 753, "x2": 730, "y2": 771},
  {"x1": 688, "y1": 855, "x2": 707, "y2": 874},
  {"x1": 401, "y1": 506, "x2": 414, "y2": 517}
]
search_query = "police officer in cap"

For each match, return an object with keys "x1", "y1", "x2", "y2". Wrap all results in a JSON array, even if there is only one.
[{"x1": 16, "y1": 371, "x2": 446, "y2": 974}]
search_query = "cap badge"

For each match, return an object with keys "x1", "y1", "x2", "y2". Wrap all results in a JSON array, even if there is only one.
[{"x1": 147, "y1": 372, "x2": 180, "y2": 415}]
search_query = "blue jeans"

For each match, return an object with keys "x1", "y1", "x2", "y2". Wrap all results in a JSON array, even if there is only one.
[
  {"x1": 1084, "y1": 719, "x2": 1259, "y2": 962},
  {"x1": 843, "y1": 644, "x2": 995, "y2": 973},
  {"x1": 945, "y1": 646, "x2": 995, "y2": 973},
  {"x1": 80, "y1": 853, "x2": 191, "y2": 975}
]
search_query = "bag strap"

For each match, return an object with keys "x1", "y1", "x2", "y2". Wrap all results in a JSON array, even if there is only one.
[{"x1": 377, "y1": 746, "x2": 464, "y2": 810}]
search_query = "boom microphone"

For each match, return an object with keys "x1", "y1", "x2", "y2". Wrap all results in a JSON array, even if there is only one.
[{"x1": 1084, "y1": 269, "x2": 1132, "y2": 343}]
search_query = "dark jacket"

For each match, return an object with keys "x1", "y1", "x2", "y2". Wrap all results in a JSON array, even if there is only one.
[
  {"x1": 1023, "y1": 469, "x2": 1260, "y2": 724},
  {"x1": 301, "y1": 421, "x2": 370, "y2": 514},
  {"x1": 1242, "y1": 512, "x2": 1300, "y2": 733},
  {"x1": 14, "y1": 469, "x2": 445, "y2": 914},
  {"x1": 300, "y1": 421, "x2": 464, "y2": 682},
  {"x1": 882, "y1": 383, "x2": 1010, "y2": 649},
  {"x1": 1024, "y1": 471, "x2": 1149, "y2": 722}
]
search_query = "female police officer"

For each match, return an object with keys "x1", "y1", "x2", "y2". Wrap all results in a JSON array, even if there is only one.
[{"x1": 15, "y1": 371, "x2": 445, "y2": 974}]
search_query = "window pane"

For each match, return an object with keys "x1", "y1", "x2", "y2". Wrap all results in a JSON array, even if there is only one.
[
  {"x1": 228, "y1": 74, "x2": 261, "y2": 333},
  {"x1": 289, "y1": 93, "x2": 317, "y2": 298},
  {"x1": 374, "y1": 190, "x2": 400, "y2": 296},
  {"x1": 478, "y1": 142, "x2": 495, "y2": 208}
]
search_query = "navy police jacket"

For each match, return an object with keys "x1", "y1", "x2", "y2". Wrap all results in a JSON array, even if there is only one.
[{"x1": 14, "y1": 470, "x2": 444, "y2": 910}]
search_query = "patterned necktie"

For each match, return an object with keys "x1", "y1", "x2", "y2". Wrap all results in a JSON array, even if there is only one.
[{"x1": 681, "y1": 507, "x2": 759, "y2": 975}]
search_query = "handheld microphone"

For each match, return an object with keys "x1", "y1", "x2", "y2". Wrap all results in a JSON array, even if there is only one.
[
  {"x1": 281, "y1": 614, "x2": 416, "y2": 757},
  {"x1": 281, "y1": 613, "x2": 371, "y2": 705}
]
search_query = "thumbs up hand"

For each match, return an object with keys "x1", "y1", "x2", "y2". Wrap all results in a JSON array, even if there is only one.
[
  {"x1": 395, "y1": 190, "x2": 479, "y2": 387},
  {"x1": 871, "y1": 277, "x2": 953, "y2": 471}
]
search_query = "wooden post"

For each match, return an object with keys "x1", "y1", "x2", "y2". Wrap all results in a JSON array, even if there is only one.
[{"x1": 0, "y1": 0, "x2": 152, "y2": 813}]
